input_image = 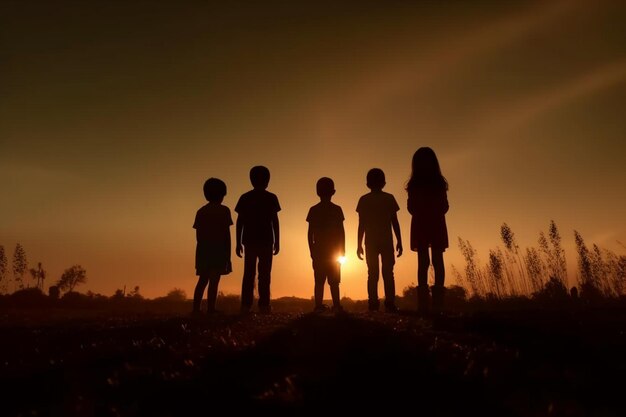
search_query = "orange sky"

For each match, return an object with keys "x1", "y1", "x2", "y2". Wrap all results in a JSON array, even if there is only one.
[{"x1": 1, "y1": 1, "x2": 625, "y2": 299}]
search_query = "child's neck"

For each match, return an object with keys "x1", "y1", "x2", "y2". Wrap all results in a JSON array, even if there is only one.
[
  {"x1": 369, "y1": 187, "x2": 383, "y2": 192},
  {"x1": 319, "y1": 197, "x2": 332, "y2": 203}
]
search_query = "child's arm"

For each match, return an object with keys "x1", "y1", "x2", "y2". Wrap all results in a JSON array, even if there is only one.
[
  {"x1": 226, "y1": 225, "x2": 232, "y2": 260},
  {"x1": 235, "y1": 216, "x2": 243, "y2": 258},
  {"x1": 441, "y1": 189, "x2": 449, "y2": 214},
  {"x1": 272, "y1": 212, "x2": 280, "y2": 255},
  {"x1": 356, "y1": 216, "x2": 365, "y2": 260},
  {"x1": 340, "y1": 222, "x2": 346, "y2": 257},
  {"x1": 407, "y1": 191, "x2": 416, "y2": 215},
  {"x1": 391, "y1": 213, "x2": 403, "y2": 257},
  {"x1": 307, "y1": 224, "x2": 314, "y2": 258}
]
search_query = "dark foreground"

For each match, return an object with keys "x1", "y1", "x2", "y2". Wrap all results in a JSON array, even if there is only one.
[{"x1": 2, "y1": 308, "x2": 626, "y2": 417}]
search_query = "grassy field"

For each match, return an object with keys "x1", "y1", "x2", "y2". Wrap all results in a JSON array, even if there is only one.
[{"x1": 3, "y1": 304, "x2": 626, "y2": 417}]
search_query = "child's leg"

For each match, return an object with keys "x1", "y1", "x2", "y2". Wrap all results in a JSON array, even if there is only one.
[
  {"x1": 257, "y1": 245, "x2": 274, "y2": 311},
  {"x1": 206, "y1": 270, "x2": 221, "y2": 313},
  {"x1": 328, "y1": 262, "x2": 341, "y2": 309},
  {"x1": 193, "y1": 275, "x2": 209, "y2": 313},
  {"x1": 417, "y1": 249, "x2": 431, "y2": 314},
  {"x1": 313, "y1": 261, "x2": 326, "y2": 308},
  {"x1": 417, "y1": 249, "x2": 431, "y2": 287},
  {"x1": 241, "y1": 247, "x2": 258, "y2": 310},
  {"x1": 380, "y1": 243, "x2": 396, "y2": 308},
  {"x1": 365, "y1": 246, "x2": 381, "y2": 310},
  {"x1": 431, "y1": 249, "x2": 446, "y2": 313},
  {"x1": 431, "y1": 250, "x2": 445, "y2": 287}
]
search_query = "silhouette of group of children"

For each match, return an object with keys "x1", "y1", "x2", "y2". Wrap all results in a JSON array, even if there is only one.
[{"x1": 192, "y1": 147, "x2": 449, "y2": 316}]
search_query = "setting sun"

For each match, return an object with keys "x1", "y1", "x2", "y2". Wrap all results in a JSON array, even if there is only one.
[{"x1": 338, "y1": 256, "x2": 347, "y2": 265}]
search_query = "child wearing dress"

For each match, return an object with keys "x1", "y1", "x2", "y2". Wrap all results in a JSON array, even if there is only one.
[
  {"x1": 406, "y1": 147, "x2": 449, "y2": 315},
  {"x1": 193, "y1": 177, "x2": 233, "y2": 314}
]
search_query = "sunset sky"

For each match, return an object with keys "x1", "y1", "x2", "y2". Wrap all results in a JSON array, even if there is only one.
[{"x1": 2, "y1": 1, "x2": 625, "y2": 300}]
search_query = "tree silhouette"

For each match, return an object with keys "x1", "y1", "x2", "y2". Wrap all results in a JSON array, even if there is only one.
[
  {"x1": 166, "y1": 288, "x2": 187, "y2": 302},
  {"x1": 12, "y1": 243, "x2": 27, "y2": 291},
  {"x1": 128, "y1": 286, "x2": 143, "y2": 299},
  {"x1": 29, "y1": 262, "x2": 46, "y2": 290},
  {"x1": 112, "y1": 288, "x2": 125, "y2": 299},
  {"x1": 57, "y1": 265, "x2": 87, "y2": 293},
  {"x1": 0, "y1": 245, "x2": 7, "y2": 293}
]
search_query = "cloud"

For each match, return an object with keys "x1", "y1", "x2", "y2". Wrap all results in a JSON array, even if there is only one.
[
  {"x1": 471, "y1": 59, "x2": 626, "y2": 139},
  {"x1": 319, "y1": 0, "x2": 580, "y2": 126}
]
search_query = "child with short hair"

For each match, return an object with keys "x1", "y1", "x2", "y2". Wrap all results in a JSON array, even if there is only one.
[
  {"x1": 235, "y1": 166, "x2": 281, "y2": 314},
  {"x1": 356, "y1": 168, "x2": 403, "y2": 312},
  {"x1": 307, "y1": 177, "x2": 345, "y2": 313}
]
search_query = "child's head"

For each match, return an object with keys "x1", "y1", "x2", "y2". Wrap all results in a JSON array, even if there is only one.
[
  {"x1": 366, "y1": 168, "x2": 386, "y2": 190},
  {"x1": 250, "y1": 165, "x2": 270, "y2": 189},
  {"x1": 411, "y1": 147, "x2": 441, "y2": 177},
  {"x1": 203, "y1": 177, "x2": 227, "y2": 203},
  {"x1": 407, "y1": 147, "x2": 448, "y2": 191},
  {"x1": 316, "y1": 177, "x2": 335, "y2": 199}
]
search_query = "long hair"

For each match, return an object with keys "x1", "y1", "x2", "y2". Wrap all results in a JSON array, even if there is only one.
[{"x1": 406, "y1": 147, "x2": 448, "y2": 191}]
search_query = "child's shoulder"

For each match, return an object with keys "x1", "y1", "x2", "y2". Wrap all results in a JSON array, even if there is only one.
[
  {"x1": 308, "y1": 201, "x2": 343, "y2": 213},
  {"x1": 358, "y1": 191, "x2": 378, "y2": 202},
  {"x1": 246, "y1": 189, "x2": 279, "y2": 199},
  {"x1": 196, "y1": 203, "x2": 210, "y2": 214},
  {"x1": 197, "y1": 203, "x2": 230, "y2": 214}
]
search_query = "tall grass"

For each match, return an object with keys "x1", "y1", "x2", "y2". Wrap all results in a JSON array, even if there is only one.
[
  {"x1": 453, "y1": 221, "x2": 625, "y2": 300},
  {"x1": 458, "y1": 237, "x2": 486, "y2": 297}
]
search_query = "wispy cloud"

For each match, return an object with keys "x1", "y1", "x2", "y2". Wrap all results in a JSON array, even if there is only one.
[
  {"x1": 319, "y1": 0, "x2": 580, "y2": 125},
  {"x1": 471, "y1": 59, "x2": 626, "y2": 140}
]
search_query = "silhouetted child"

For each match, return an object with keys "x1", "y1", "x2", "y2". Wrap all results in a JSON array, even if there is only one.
[
  {"x1": 356, "y1": 168, "x2": 403, "y2": 312},
  {"x1": 193, "y1": 178, "x2": 233, "y2": 315},
  {"x1": 406, "y1": 147, "x2": 449, "y2": 315},
  {"x1": 235, "y1": 166, "x2": 281, "y2": 313},
  {"x1": 306, "y1": 177, "x2": 345, "y2": 313}
]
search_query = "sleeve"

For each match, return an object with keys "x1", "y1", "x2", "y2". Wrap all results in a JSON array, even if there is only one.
[
  {"x1": 273, "y1": 194, "x2": 281, "y2": 213},
  {"x1": 391, "y1": 195, "x2": 400, "y2": 213},
  {"x1": 356, "y1": 196, "x2": 363, "y2": 213},
  {"x1": 226, "y1": 207, "x2": 233, "y2": 226},
  {"x1": 306, "y1": 207, "x2": 313, "y2": 223},
  {"x1": 338, "y1": 206, "x2": 345, "y2": 221},
  {"x1": 193, "y1": 210, "x2": 200, "y2": 229},
  {"x1": 234, "y1": 195, "x2": 243, "y2": 214}
]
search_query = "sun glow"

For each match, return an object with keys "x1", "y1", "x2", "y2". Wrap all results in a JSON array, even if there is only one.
[{"x1": 338, "y1": 256, "x2": 347, "y2": 265}]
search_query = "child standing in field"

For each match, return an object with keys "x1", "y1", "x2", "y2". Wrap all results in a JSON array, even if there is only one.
[
  {"x1": 192, "y1": 178, "x2": 233, "y2": 315},
  {"x1": 356, "y1": 168, "x2": 403, "y2": 312},
  {"x1": 406, "y1": 147, "x2": 449, "y2": 315},
  {"x1": 235, "y1": 166, "x2": 281, "y2": 314},
  {"x1": 306, "y1": 177, "x2": 345, "y2": 313}
]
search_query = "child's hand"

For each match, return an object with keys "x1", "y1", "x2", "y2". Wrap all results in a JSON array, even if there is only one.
[
  {"x1": 357, "y1": 245, "x2": 364, "y2": 260},
  {"x1": 396, "y1": 243, "x2": 403, "y2": 258},
  {"x1": 236, "y1": 243, "x2": 243, "y2": 258}
]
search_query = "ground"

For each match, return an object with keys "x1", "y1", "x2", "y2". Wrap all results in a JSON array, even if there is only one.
[{"x1": 2, "y1": 307, "x2": 626, "y2": 417}]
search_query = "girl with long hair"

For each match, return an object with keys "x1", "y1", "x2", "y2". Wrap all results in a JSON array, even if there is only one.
[{"x1": 406, "y1": 147, "x2": 449, "y2": 314}]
